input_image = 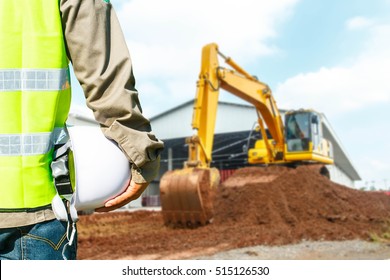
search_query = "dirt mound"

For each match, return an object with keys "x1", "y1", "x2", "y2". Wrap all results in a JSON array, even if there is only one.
[
  {"x1": 214, "y1": 166, "x2": 390, "y2": 242},
  {"x1": 77, "y1": 165, "x2": 390, "y2": 259}
]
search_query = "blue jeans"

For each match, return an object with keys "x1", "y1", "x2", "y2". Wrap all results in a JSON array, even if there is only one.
[{"x1": 0, "y1": 219, "x2": 77, "y2": 260}]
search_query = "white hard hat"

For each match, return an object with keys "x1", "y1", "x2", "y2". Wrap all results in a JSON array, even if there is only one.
[{"x1": 67, "y1": 125, "x2": 131, "y2": 211}]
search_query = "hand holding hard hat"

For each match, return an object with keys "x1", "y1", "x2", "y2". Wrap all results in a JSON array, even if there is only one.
[
  {"x1": 95, "y1": 179, "x2": 149, "y2": 212},
  {"x1": 67, "y1": 125, "x2": 132, "y2": 211}
]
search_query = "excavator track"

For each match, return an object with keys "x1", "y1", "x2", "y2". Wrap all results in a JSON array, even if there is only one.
[{"x1": 160, "y1": 167, "x2": 220, "y2": 227}]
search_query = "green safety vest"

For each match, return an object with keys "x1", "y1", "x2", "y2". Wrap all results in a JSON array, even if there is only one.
[{"x1": 0, "y1": 0, "x2": 71, "y2": 211}]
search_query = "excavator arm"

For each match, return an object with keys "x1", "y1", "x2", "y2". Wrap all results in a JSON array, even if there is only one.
[{"x1": 189, "y1": 43, "x2": 285, "y2": 167}]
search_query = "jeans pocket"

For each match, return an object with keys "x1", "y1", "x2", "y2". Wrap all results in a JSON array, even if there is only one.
[{"x1": 22, "y1": 219, "x2": 77, "y2": 260}]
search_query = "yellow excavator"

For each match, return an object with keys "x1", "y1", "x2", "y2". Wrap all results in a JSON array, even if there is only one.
[{"x1": 160, "y1": 43, "x2": 334, "y2": 226}]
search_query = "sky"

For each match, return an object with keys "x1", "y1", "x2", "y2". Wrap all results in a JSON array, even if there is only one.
[{"x1": 70, "y1": 0, "x2": 390, "y2": 190}]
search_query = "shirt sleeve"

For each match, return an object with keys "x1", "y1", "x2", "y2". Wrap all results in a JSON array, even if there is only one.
[{"x1": 59, "y1": 0, "x2": 164, "y2": 183}]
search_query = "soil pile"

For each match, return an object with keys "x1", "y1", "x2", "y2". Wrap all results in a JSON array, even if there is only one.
[
  {"x1": 213, "y1": 165, "x2": 390, "y2": 243},
  {"x1": 77, "y1": 165, "x2": 390, "y2": 259}
]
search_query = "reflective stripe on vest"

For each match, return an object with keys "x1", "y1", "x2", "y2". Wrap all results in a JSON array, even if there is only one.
[
  {"x1": 0, "y1": 127, "x2": 66, "y2": 156},
  {"x1": 0, "y1": 69, "x2": 69, "y2": 92},
  {"x1": 0, "y1": 0, "x2": 71, "y2": 211}
]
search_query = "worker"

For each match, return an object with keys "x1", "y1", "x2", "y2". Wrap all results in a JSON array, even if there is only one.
[{"x1": 0, "y1": 0, "x2": 164, "y2": 260}]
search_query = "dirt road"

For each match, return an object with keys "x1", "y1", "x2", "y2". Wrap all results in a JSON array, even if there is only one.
[{"x1": 194, "y1": 240, "x2": 390, "y2": 260}]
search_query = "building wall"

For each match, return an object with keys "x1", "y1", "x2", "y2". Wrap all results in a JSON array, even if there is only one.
[
  {"x1": 327, "y1": 165, "x2": 355, "y2": 188},
  {"x1": 151, "y1": 103, "x2": 192, "y2": 139},
  {"x1": 152, "y1": 101, "x2": 260, "y2": 140},
  {"x1": 214, "y1": 103, "x2": 258, "y2": 134}
]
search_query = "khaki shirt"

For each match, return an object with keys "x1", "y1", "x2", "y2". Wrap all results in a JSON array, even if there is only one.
[{"x1": 0, "y1": 0, "x2": 164, "y2": 228}]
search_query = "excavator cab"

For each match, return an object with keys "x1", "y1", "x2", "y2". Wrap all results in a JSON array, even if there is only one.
[
  {"x1": 248, "y1": 110, "x2": 333, "y2": 165},
  {"x1": 284, "y1": 110, "x2": 333, "y2": 164},
  {"x1": 285, "y1": 111, "x2": 311, "y2": 152}
]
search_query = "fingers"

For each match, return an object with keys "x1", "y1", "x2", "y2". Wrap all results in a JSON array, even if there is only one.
[{"x1": 95, "y1": 180, "x2": 149, "y2": 212}]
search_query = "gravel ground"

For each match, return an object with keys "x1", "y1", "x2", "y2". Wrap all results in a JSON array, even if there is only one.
[{"x1": 194, "y1": 240, "x2": 390, "y2": 260}]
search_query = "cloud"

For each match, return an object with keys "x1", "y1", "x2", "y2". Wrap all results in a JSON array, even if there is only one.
[
  {"x1": 345, "y1": 16, "x2": 373, "y2": 30},
  {"x1": 274, "y1": 22, "x2": 390, "y2": 117},
  {"x1": 114, "y1": 0, "x2": 300, "y2": 116}
]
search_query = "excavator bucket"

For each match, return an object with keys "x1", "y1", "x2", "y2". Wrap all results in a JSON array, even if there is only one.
[{"x1": 160, "y1": 167, "x2": 220, "y2": 227}]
